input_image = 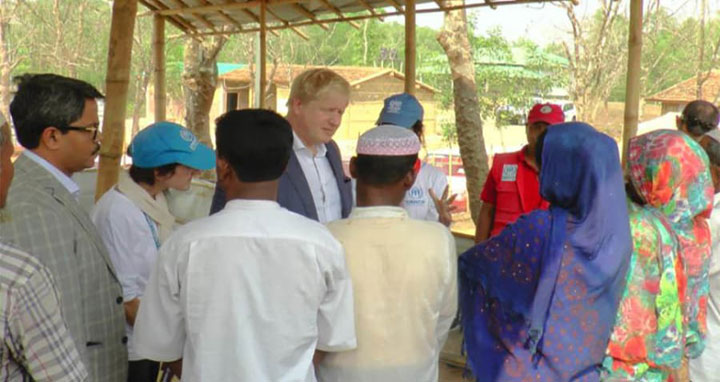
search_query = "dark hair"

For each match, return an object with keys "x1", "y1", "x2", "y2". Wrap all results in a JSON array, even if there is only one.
[
  {"x1": 9, "y1": 73, "x2": 103, "y2": 149},
  {"x1": 625, "y1": 182, "x2": 645, "y2": 206},
  {"x1": 354, "y1": 154, "x2": 417, "y2": 185},
  {"x1": 682, "y1": 100, "x2": 719, "y2": 137},
  {"x1": 411, "y1": 120, "x2": 424, "y2": 144},
  {"x1": 702, "y1": 136, "x2": 720, "y2": 167},
  {"x1": 535, "y1": 129, "x2": 548, "y2": 168},
  {"x1": 128, "y1": 164, "x2": 178, "y2": 186},
  {"x1": 215, "y1": 109, "x2": 293, "y2": 182}
]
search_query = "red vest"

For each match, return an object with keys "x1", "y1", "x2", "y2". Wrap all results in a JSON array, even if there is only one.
[{"x1": 481, "y1": 148, "x2": 549, "y2": 237}]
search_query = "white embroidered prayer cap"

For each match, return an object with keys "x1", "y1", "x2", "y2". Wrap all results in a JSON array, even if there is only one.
[{"x1": 356, "y1": 125, "x2": 421, "y2": 156}]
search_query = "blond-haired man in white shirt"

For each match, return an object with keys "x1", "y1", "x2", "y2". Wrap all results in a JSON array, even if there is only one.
[
  {"x1": 317, "y1": 125, "x2": 457, "y2": 382},
  {"x1": 133, "y1": 109, "x2": 357, "y2": 381}
]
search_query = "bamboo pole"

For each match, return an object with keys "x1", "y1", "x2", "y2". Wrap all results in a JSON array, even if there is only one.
[
  {"x1": 621, "y1": 0, "x2": 643, "y2": 165},
  {"x1": 258, "y1": 0, "x2": 267, "y2": 108},
  {"x1": 96, "y1": 0, "x2": 138, "y2": 201},
  {"x1": 153, "y1": 14, "x2": 166, "y2": 122},
  {"x1": 404, "y1": 0, "x2": 416, "y2": 94}
]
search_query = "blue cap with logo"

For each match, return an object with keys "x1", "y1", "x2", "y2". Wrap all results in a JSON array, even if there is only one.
[
  {"x1": 129, "y1": 121, "x2": 215, "y2": 170},
  {"x1": 378, "y1": 93, "x2": 424, "y2": 129}
]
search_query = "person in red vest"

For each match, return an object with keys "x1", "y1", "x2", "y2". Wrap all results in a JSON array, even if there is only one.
[{"x1": 474, "y1": 103, "x2": 565, "y2": 243}]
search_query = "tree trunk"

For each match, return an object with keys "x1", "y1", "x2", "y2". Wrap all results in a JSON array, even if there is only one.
[
  {"x1": 182, "y1": 36, "x2": 226, "y2": 148},
  {"x1": 696, "y1": 0, "x2": 707, "y2": 98},
  {"x1": 0, "y1": 5, "x2": 11, "y2": 123},
  {"x1": 131, "y1": 69, "x2": 151, "y2": 138},
  {"x1": 437, "y1": 0, "x2": 488, "y2": 222}
]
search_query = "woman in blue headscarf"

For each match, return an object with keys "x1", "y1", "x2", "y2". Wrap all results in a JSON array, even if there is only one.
[{"x1": 459, "y1": 122, "x2": 633, "y2": 381}]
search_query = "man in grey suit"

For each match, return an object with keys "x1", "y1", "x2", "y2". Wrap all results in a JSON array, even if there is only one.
[
  {"x1": 1, "y1": 74, "x2": 127, "y2": 381},
  {"x1": 210, "y1": 68, "x2": 353, "y2": 222}
]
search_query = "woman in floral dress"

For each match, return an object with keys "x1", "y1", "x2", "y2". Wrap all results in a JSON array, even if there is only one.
[{"x1": 603, "y1": 129, "x2": 714, "y2": 381}]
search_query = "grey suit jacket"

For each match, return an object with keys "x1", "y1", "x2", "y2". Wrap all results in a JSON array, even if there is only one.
[
  {"x1": 0, "y1": 155, "x2": 127, "y2": 382},
  {"x1": 210, "y1": 140, "x2": 353, "y2": 220}
]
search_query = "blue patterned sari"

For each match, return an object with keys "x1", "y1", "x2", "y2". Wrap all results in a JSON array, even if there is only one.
[{"x1": 460, "y1": 122, "x2": 633, "y2": 381}]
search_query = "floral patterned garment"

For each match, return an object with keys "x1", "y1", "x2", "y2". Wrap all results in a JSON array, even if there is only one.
[{"x1": 603, "y1": 130, "x2": 713, "y2": 381}]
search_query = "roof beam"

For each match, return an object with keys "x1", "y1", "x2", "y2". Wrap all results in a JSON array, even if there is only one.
[
  {"x1": 157, "y1": 0, "x2": 303, "y2": 16},
  {"x1": 432, "y1": 0, "x2": 448, "y2": 10},
  {"x1": 384, "y1": 0, "x2": 404, "y2": 12},
  {"x1": 355, "y1": 0, "x2": 384, "y2": 21},
  {"x1": 214, "y1": 0, "x2": 247, "y2": 31},
  {"x1": 315, "y1": 0, "x2": 362, "y2": 29},
  {"x1": 170, "y1": 0, "x2": 218, "y2": 32},
  {"x1": 292, "y1": 4, "x2": 330, "y2": 30},
  {"x1": 140, "y1": 0, "x2": 199, "y2": 34},
  {"x1": 184, "y1": 0, "x2": 575, "y2": 36},
  {"x1": 241, "y1": 9, "x2": 281, "y2": 36},
  {"x1": 266, "y1": 8, "x2": 310, "y2": 40}
]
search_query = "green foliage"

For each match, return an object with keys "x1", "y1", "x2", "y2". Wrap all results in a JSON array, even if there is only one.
[
  {"x1": 7, "y1": 0, "x2": 720, "y2": 128},
  {"x1": 440, "y1": 120, "x2": 458, "y2": 147}
]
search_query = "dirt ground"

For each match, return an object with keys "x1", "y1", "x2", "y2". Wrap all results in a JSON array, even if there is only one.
[
  {"x1": 439, "y1": 361, "x2": 472, "y2": 382},
  {"x1": 589, "y1": 101, "x2": 662, "y2": 140}
]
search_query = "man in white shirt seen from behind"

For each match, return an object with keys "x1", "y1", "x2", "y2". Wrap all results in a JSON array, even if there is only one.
[
  {"x1": 690, "y1": 126, "x2": 720, "y2": 382},
  {"x1": 91, "y1": 122, "x2": 215, "y2": 381},
  {"x1": 317, "y1": 125, "x2": 457, "y2": 382},
  {"x1": 133, "y1": 109, "x2": 357, "y2": 381}
]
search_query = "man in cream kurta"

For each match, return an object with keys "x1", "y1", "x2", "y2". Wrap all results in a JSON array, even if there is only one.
[{"x1": 317, "y1": 125, "x2": 457, "y2": 382}]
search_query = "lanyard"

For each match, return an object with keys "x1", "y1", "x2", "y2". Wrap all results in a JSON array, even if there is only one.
[{"x1": 143, "y1": 213, "x2": 161, "y2": 249}]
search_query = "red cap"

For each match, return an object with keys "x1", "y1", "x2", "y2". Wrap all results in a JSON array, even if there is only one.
[{"x1": 527, "y1": 103, "x2": 565, "y2": 125}]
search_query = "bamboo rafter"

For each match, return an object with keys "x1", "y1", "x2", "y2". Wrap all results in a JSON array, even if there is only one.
[
  {"x1": 314, "y1": 0, "x2": 362, "y2": 29},
  {"x1": 170, "y1": 0, "x2": 219, "y2": 32},
  {"x1": 384, "y1": 0, "x2": 405, "y2": 13},
  {"x1": 241, "y1": 9, "x2": 281, "y2": 36},
  {"x1": 266, "y1": 8, "x2": 310, "y2": 40},
  {"x1": 180, "y1": 0, "x2": 576, "y2": 36},
  {"x1": 139, "y1": 0, "x2": 199, "y2": 34},
  {"x1": 216, "y1": 0, "x2": 248, "y2": 32},
  {"x1": 291, "y1": 3, "x2": 330, "y2": 30},
  {"x1": 147, "y1": 0, "x2": 575, "y2": 35},
  {"x1": 157, "y1": 0, "x2": 303, "y2": 16},
  {"x1": 354, "y1": 0, "x2": 385, "y2": 21}
]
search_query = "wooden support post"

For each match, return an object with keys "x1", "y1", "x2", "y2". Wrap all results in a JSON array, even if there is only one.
[
  {"x1": 621, "y1": 0, "x2": 643, "y2": 165},
  {"x1": 153, "y1": 14, "x2": 166, "y2": 122},
  {"x1": 96, "y1": 0, "x2": 138, "y2": 201},
  {"x1": 404, "y1": 0, "x2": 416, "y2": 94},
  {"x1": 258, "y1": 0, "x2": 267, "y2": 108}
]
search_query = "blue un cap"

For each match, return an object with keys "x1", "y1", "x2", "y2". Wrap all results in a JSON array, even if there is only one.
[
  {"x1": 129, "y1": 121, "x2": 215, "y2": 170},
  {"x1": 377, "y1": 93, "x2": 424, "y2": 129}
]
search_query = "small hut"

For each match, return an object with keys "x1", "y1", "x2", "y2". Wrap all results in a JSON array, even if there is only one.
[{"x1": 646, "y1": 71, "x2": 720, "y2": 114}]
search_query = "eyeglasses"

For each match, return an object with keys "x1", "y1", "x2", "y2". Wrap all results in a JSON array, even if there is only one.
[{"x1": 59, "y1": 123, "x2": 101, "y2": 140}]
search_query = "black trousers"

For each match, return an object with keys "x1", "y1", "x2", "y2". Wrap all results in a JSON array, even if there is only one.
[{"x1": 128, "y1": 359, "x2": 160, "y2": 382}]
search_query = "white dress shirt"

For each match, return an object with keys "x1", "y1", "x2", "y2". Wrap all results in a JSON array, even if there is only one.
[
  {"x1": 293, "y1": 131, "x2": 342, "y2": 223},
  {"x1": 91, "y1": 188, "x2": 160, "y2": 361},
  {"x1": 318, "y1": 206, "x2": 457, "y2": 382},
  {"x1": 690, "y1": 195, "x2": 720, "y2": 382},
  {"x1": 133, "y1": 199, "x2": 357, "y2": 382},
  {"x1": 402, "y1": 162, "x2": 448, "y2": 222},
  {"x1": 22, "y1": 150, "x2": 80, "y2": 199}
]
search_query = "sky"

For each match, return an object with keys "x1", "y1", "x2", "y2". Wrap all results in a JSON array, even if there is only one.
[{"x1": 383, "y1": 0, "x2": 715, "y2": 46}]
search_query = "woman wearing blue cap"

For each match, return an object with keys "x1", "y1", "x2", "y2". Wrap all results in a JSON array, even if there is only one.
[{"x1": 90, "y1": 121, "x2": 215, "y2": 382}]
